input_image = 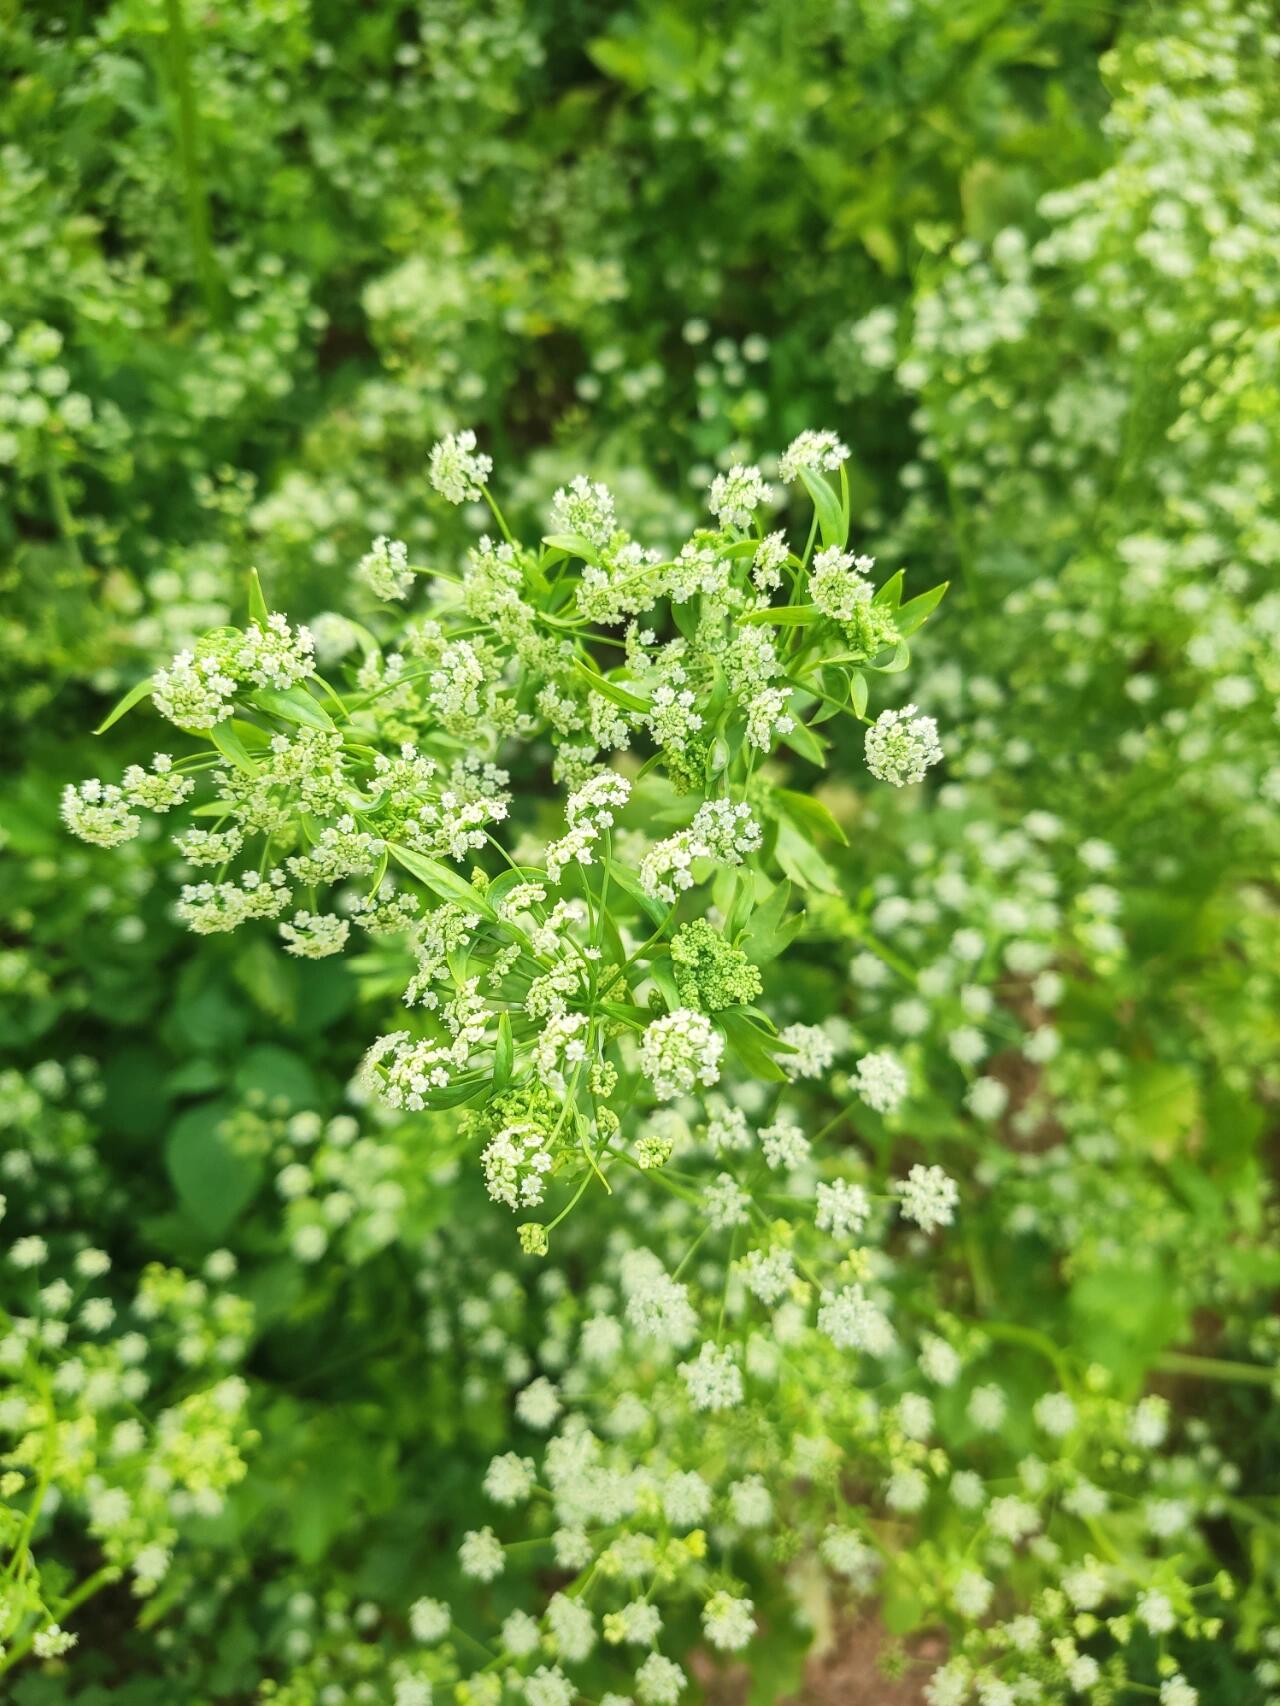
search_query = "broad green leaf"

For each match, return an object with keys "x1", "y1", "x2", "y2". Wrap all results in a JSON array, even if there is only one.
[
  {"x1": 542, "y1": 531, "x2": 600, "y2": 563},
  {"x1": 600, "y1": 1001, "x2": 651, "y2": 1030},
  {"x1": 234, "y1": 1044, "x2": 318, "y2": 1111},
  {"x1": 740, "y1": 879, "x2": 803, "y2": 964},
  {"x1": 774, "y1": 817, "x2": 842, "y2": 896},
  {"x1": 166, "y1": 1099, "x2": 262, "y2": 1236},
  {"x1": 850, "y1": 671, "x2": 869, "y2": 718},
  {"x1": 603, "y1": 858, "x2": 667, "y2": 926},
  {"x1": 724, "y1": 870, "x2": 756, "y2": 939},
  {"x1": 869, "y1": 638, "x2": 912, "y2": 674},
  {"x1": 649, "y1": 962, "x2": 681, "y2": 1013}
]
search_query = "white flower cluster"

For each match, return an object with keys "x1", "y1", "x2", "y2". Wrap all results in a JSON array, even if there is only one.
[
  {"x1": 809, "y1": 546, "x2": 876, "y2": 623},
  {"x1": 482, "y1": 1123, "x2": 556, "y2": 1211},
  {"x1": 853, "y1": 1049, "x2": 908, "y2": 1113},
  {"x1": 152, "y1": 648, "x2": 238, "y2": 730},
  {"x1": 545, "y1": 771, "x2": 631, "y2": 884},
  {"x1": 61, "y1": 779, "x2": 141, "y2": 848},
  {"x1": 778, "y1": 428, "x2": 849, "y2": 483},
  {"x1": 707, "y1": 463, "x2": 768, "y2": 529},
  {"x1": 550, "y1": 475, "x2": 616, "y2": 547},
  {"x1": 640, "y1": 800, "x2": 761, "y2": 905},
  {"x1": 358, "y1": 535, "x2": 414, "y2": 601},
  {"x1": 864, "y1": 703, "x2": 944, "y2": 786},
  {"x1": 894, "y1": 1163, "x2": 959, "y2": 1233},
  {"x1": 428, "y1": 429, "x2": 493, "y2": 503},
  {"x1": 639, "y1": 1009, "x2": 723, "y2": 1101}
]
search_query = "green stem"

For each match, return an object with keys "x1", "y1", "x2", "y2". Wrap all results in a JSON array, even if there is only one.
[
  {"x1": 0, "y1": 1563, "x2": 119, "y2": 1679},
  {"x1": 1155, "y1": 1351, "x2": 1276, "y2": 1388},
  {"x1": 163, "y1": 0, "x2": 223, "y2": 319}
]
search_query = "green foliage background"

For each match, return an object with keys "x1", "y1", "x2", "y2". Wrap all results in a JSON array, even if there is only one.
[{"x1": 2, "y1": 0, "x2": 1277, "y2": 1702}]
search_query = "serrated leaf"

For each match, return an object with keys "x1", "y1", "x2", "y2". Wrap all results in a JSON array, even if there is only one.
[{"x1": 93, "y1": 674, "x2": 155, "y2": 735}]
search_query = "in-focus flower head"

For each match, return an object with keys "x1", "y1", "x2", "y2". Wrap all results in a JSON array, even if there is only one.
[{"x1": 429, "y1": 429, "x2": 493, "y2": 504}]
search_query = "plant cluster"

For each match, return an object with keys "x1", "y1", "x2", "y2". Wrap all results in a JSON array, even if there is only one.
[{"x1": 2, "y1": 2, "x2": 1277, "y2": 1704}]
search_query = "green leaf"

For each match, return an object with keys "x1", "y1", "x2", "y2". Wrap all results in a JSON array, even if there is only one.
[
  {"x1": 649, "y1": 962, "x2": 681, "y2": 1013},
  {"x1": 798, "y1": 468, "x2": 847, "y2": 549},
  {"x1": 717, "y1": 1007, "x2": 793, "y2": 1082},
  {"x1": 93, "y1": 674, "x2": 154, "y2": 735},
  {"x1": 724, "y1": 871, "x2": 756, "y2": 940},
  {"x1": 166, "y1": 1099, "x2": 262, "y2": 1236},
  {"x1": 575, "y1": 663, "x2": 648, "y2": 712},
  {"x1": 209, "y1": 720, "x2": 257, "y2": 774},
  {"x1": 896, "y1": 579, "x2": 949, "y2": 636},
  {"x1": 850, "y1": 671, "x2": 869, "y2": 718},
  {"x1": 775, "y1": 787, "x2": 849, "y2": 845},
  {"x1": 541, "y1": 532, "x2": 600, "y2": 564},
  {"x1": 249, "y1": 685, "x2": 335, "y2": 730},
  {"x1": 869, "y1": 638, "x2": 912, "y2": 674},
  {"x1": 872, "y1": 568, "x2": 905, "y2": 609},
  {"x1": 740, "y1": 603, "x2": 821, "y2": 627},
  {"x1": 388, "y1": 845, "x2": 500, "y2": 922},
  {"x1": 600, "y1": 1001, "x2": 651, "y2": 1030},
  {"x1": 603, "y1": 857, "x2": 667, "y2": 927},
  {"x1": 774, "y1": 818, "x2": 842, "y2": 896},
  {"x1": 493, "y1": 1012, "x2": 514, "y2": 1092},
  {"x1": 410, "y1": 1070, "x2": 491, "y2": 1110},
  {"x1": 740, "y1": 879, "x2": 803, "y2": 964},
  {"x1": 234, "y1": 1044, "x2": 318, "y2": 1111},
  {"x1": 247, "y1": 567, "x2": 270, "y2": 627},
  {"x1": 778, "y1": 717, "x2": 829, "y2": 767}
]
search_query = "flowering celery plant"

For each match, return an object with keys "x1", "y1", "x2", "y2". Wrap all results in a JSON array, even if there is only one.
[{"x1": 65, "y1": 429, "x2": 947, "y2": 1253}]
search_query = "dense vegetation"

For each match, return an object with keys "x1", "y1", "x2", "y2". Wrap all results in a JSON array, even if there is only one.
[{"x1": 3, "y1": 3, "x2": 1277, "y2": 1703}]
